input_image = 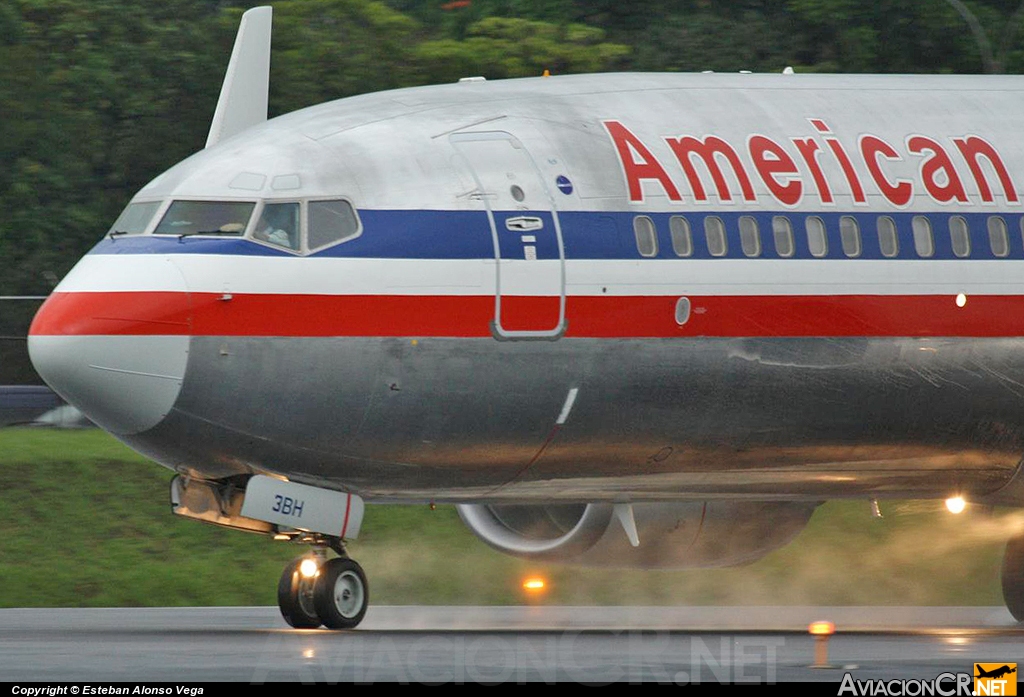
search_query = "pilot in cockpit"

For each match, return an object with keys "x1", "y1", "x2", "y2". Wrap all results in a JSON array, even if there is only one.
[{"x1": 254, "y1": 202, "x2": 299, "y2": 250}]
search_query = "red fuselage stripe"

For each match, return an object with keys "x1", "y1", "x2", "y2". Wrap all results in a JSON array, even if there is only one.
[
  {"x1": 341, "y1": 494, "x2": 351, "y2": 539},
  {"x1": 27, "y1": 291, "x2": 1024, "y2": 338}
]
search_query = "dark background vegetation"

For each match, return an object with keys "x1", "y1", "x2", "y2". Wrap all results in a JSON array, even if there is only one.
[{"x1": 3, "y1": 0, "x2": 1024, "y2": 383}]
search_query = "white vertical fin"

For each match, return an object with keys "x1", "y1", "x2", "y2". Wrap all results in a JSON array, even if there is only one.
[
  {"x1": 205, "y1": 6, "x2": 273, "y2": 149},
  {"x1": 613, "y1": 503, "x2": 640, "y2": 547}
]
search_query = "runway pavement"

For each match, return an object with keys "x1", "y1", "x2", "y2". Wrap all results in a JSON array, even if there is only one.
[{"x1": 1, "y1": 606, "x2": 1021, "y2": 683}]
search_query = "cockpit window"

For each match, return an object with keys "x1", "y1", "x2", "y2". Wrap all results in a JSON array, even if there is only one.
[
  {"x1": 254, "y1": 202, "x2": 300, "y2": 250},
  {"x1": 308, "y1": 199, "x2": 360, "y2": 250},
  {"x1": 153, "y1": 200, "x2": 255, "y2": 236},
  {"x1": 108, "y1": 201, "x2": 161, "y2": 236}
]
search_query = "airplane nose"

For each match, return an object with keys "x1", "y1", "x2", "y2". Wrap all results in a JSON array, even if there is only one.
[{"x1": 27, "y1": 255, "x2": 191, "y2": 435}]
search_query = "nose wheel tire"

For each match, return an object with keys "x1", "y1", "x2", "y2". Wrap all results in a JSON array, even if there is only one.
[
  {"x1": 277, "y1": 557, "x2": 322, "y2": 629},
  {"x1": 313, "y1": 557, "x2": 369, "y2": 629}
]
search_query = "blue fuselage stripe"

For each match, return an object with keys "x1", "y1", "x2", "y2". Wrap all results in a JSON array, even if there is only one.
[{"x1": 90, "y1": 209, "x2": 1024, "y2": 261}]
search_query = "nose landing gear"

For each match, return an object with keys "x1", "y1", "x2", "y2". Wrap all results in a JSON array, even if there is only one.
[{"x1": 276, "y1": 538, "x2": 369, "y2": 630}]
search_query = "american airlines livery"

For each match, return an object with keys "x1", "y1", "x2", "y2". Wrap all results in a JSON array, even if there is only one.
[{"x1": 27, "y1": 7, "x2": 1024, "y2": 628}]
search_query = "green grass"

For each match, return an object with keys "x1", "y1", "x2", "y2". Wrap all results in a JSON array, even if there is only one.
[{"x1": 0, "y1": 427, "x2": 1010, "y2": 607}]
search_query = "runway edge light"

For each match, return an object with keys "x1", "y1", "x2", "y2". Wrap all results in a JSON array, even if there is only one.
[
  {"x1": 523, "y1": 576, "x2": 546, "y2": 593},
  {"x1": 809, "y1": 620, "x2": 836, "y2": 669}
]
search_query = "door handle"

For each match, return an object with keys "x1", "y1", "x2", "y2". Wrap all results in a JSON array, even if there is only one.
[{"x1": 505, "y1": 216, "x2": 544, "y2": 232}]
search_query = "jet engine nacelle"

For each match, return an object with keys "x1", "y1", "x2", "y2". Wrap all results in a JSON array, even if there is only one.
[{"x1": 457, "y1": 501, "x2": 819, "y2": 568}]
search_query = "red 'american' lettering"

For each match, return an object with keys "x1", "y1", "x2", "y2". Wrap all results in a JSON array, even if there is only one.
[{"x1": 603, "y1": 119, "x2": 1019, "y2": 208}]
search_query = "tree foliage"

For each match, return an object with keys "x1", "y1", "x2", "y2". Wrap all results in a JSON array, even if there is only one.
[
  {"x1": 2, "y1": 0, "x2": 1024, "y2": 298},
  {"x1": 0, "y1": 0, "x2": 225, "y2": 294},
  {"x1": 414, "y1": 17, "x2": 628, "y2": 81}
]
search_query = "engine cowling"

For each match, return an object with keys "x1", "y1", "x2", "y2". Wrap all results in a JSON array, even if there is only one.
[{"x1": 456, "y1": 501, "x2": 819, "y2": 568}]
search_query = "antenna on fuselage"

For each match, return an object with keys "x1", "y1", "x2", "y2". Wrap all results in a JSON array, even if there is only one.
[{"x1": 205, "y1": 6, "x2": 272, "y2": 149}]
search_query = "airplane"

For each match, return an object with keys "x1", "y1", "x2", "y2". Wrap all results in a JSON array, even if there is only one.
[
  {"x1": 976, "y1": 666, "x2": 1017, "y2": 680},
  {"x1": 25, "y1": 5, "x2": 1024, "y2": 629}
]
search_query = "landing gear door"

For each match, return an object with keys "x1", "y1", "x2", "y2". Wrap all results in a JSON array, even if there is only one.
[{"x1": 451, "y1": 131, "x2": 566, "y2": 339}]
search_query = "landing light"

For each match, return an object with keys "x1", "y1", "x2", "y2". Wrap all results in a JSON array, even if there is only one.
[
  {"x1": 946, "y1": 496, "x2": 967, "y2": 514},
  {"x1": 956, "y1": 293, "x2": 967, "y2": 307},
  {"x1": 299, "y1": 558, "x2": 320, "y2": 578}
]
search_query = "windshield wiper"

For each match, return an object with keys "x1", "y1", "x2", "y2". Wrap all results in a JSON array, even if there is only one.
[
  {"x1": 108, "y1": 230, "x2": 129, "y2": 240},
  {"x1": 177, "y1": 229, "x2": 243, "y2": 240}
]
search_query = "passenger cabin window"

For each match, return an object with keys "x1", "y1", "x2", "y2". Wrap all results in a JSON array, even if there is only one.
[
  {"x1": 108, "y1": 201, "x2": 161, "y2": 236},
  {"x1": 633, "y1": 216, "x2": 658, "y2": 257},
  {"x1": 839, "y1": 216, "x2": 861, "y2": 257},
  {"x1": 806, "y1": 217, "x2": 827, "y2": 258},
  {"x1": 949, "y1": 216, "x2": 971, "y2": 258},
  {"x1": 739, "y1": 216, "x2": 761, "y2": 257},
  {"x1": 912, "y1": 216, "x2": 934, "y2": 257},
  {"x1": 254, "y1": 202, "x2": 300, "y2": 250},
  {"x1": 705, "y1": 216, "x2": 728, "y2": 257},
  {"x1": 154, "y1": 200, "x2": 255, "y2": 237},
  {"x1": 989, "y1": 216, "x2": 1009, "y2": 257},
  {"x1": 877, "y1": 216, "x2": 898, "y2": 258},
  {"x1": 772, "y1": 216, "x2": 794, "y2": 258},
  {"x1": 669, "y1": 216, "x2": 693, "y2": 257},
  {"x1": 308, "y1": 200, "x2": 360, "y2": 249}
]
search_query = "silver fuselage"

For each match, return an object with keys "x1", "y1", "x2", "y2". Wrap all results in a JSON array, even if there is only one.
[{"x1": 28, "y1": 72, "x2": 1024, "y2": 505}]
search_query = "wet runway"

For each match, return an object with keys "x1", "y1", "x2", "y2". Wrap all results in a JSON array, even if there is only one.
[{"x1": 1, "y1": 606, "x2": 1020, "y2": 683}]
